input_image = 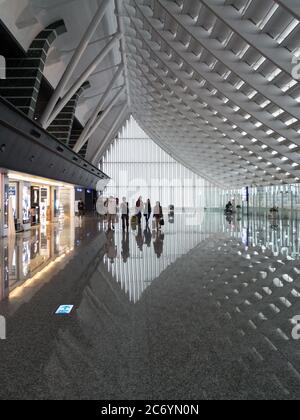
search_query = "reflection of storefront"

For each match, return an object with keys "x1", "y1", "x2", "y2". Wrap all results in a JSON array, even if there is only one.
[
  {"x1": 2, "y1": 221, "x2": 75, "y2": 300},
  {"x1": 0, "y1": 242, "x2": 9, "y2": 301},
  {"x1": 0, "y1": 173, "x2": 9, "y2": 237}
]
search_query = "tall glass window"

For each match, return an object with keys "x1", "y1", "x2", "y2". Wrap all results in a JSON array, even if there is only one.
[{"x1": 102, "y1": 117, "x2": 223, "y2": 209}]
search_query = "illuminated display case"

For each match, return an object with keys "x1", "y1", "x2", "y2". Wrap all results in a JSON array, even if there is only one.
[
  {"x1": 31, "y1": 186, "x2": 40, "y2": 225},
  {"x1": 9, "y1": 182, "x2": 18, "y2": 221},
  {"x1": 4, "y1": 183, "x2": 8, "y2": 229},
  {"x1": 22, "y1": 183, "x2": 31, "y2": 226}
]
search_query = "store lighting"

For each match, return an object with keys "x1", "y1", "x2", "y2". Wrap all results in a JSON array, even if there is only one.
[{"x1": 7, "y1": 172, "x2": 73, "y2": 188}]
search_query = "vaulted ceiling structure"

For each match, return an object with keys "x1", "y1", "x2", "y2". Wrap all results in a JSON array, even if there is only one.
[{"x1": 2, "y1": 0, "x2": 300, "y2": 188}]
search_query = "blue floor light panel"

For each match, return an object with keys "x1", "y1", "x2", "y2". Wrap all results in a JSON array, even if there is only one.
[{"x1": 55, "y1": 305, "x2": 74, "y2": 315}]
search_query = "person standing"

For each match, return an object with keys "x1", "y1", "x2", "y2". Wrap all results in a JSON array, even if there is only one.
[
  {"x1": 144, "y1": 199, "x2": 152, "y2": 225},
  {"x1": 79, "y1": 200, "x2": 86, "y2": 217},
  {"x1": 120, "y1": 197, "x2": 129, "y2": 231},
  {"x1": 107, "y1": 196, "x2": 117, "y2": 231},
  {"x1": 153, "y1": 201, "x2": 163, "y2": 231},
  {"x1": 136, "y1": 196, "x2": 144, "y2": 225}
]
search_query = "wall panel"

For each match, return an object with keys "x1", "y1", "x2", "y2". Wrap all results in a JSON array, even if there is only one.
[{"x1": 102, "y1": 117, "x2": 224, "y2": 209}]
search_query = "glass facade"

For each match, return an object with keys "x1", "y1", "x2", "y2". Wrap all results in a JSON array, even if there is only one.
[
  {"x1": 223, "y1": 184, "x2": 300, "y2": 216},
  {"x1": 102, "y1": 117, "x2": 223, "y2": 210},
  {"x1": 247, "y1": 184, "x2": 300, "y2": 215},
  {"x1": 101, "y1": 117, "x2": 300, "y2": 214}
]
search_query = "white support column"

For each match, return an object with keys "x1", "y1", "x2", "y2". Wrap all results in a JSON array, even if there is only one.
[
  {"x1": 44, "y1": 32, "x2": 122, "y2": 128},
  {"x1": 75, "y1": 86, "x2": 126, "y2": 153},
  {"x1": 115, "y1": 0, "x2": 131, "y2": 107},
  {"x1": 39, "y1": 0, "x2": 111, "y2": 128},
  {"x1": 74, "y1": 64, "x2": 124, "y2": 151},
  {"x1": 92, "y1": 105, "x2": 128, "y2": 165}
]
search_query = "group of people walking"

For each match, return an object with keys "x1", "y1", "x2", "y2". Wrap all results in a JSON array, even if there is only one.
[
  {"x1": 104, "y1": 196, "x2": 164, "y2": 231},
  {"x1": 134, "y1": 196, "x2": 164, "y2": 230}
]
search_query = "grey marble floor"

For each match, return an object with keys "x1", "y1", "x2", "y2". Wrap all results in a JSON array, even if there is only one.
[{"x1": 0, "y1": 212, "x2": 300, "y2": 400}]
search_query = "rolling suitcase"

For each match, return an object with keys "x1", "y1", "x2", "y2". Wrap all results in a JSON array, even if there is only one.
[{"x1": 131, "y1": 215, "x2": 138, "y2": 225}]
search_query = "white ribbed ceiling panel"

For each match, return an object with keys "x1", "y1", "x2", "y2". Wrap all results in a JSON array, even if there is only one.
[{"x1": 119, "y1": 0, "x2": 300, "y2": 188}]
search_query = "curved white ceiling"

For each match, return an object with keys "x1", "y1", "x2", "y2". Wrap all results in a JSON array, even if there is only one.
[
  {"x1": 2, "y1": 0, "x2": 300, "y2": 188},
  {"x1": 120, "y1": 0, "x2": 300, "y2": 188}
]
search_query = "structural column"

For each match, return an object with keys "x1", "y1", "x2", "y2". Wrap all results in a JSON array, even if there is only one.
[
  {"x1": 47, "y1": 81, "x2": 90, "y2": 146},
  {"x1": 0, "y1": 21, "x2": 66, "y2": 119}
]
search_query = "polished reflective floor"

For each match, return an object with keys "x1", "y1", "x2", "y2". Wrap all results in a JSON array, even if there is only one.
[{"x1": 0, "y1": 212, "x2": 300, "y2": 400}]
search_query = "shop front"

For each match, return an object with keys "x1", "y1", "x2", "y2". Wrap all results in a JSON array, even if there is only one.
[
  {"x1": 0, "y1": 170, "x2": 75, "y2": 237},
  {"x1": 7, "y1": 179, "x2": 31, "y2": 232},
  {"x1": 75, "y1": 187, "x2": 97, "y2": 215}
]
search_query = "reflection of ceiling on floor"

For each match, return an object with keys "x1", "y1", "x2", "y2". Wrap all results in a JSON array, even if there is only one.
[
  {"x1": 2, "y1": 1, "x2": 300, "y2": 187},
  {"x1": 45, "y1": 225, "x2": 300, "y2": 399},
  {"x1": 103, "y1": 212, "x2": 224, "y2": 303}
]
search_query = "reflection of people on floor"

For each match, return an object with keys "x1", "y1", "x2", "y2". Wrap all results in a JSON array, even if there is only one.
[
  {"x1": 98, "y1": 215, "x2": 106, "y2": 231},
  {"x1": 105, "y1": 230, "x2": 117, "y2": 263},
  {"x1": 153, "y1": 202, "x2": 163, "y2": 231},
  {"x1": 136, "y1": 224, "x2": 144, "y2": 252},
  {"x1": 144, "y1": 225, "x2": 152, "y2": 248},
  {"x1": 121, "y1": 230, "x2": 130, "y2": 263},
  {"x1": 226, "y1": 214, "x2": 233, "y2": 225},
  {"x1": 153, "y1": 231, "x2": 164, "y2": 258}
]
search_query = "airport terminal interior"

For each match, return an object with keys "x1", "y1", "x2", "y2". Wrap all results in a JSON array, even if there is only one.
[{"x1": 0, "y1": 0, "x2": 300, "y2": 401}]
